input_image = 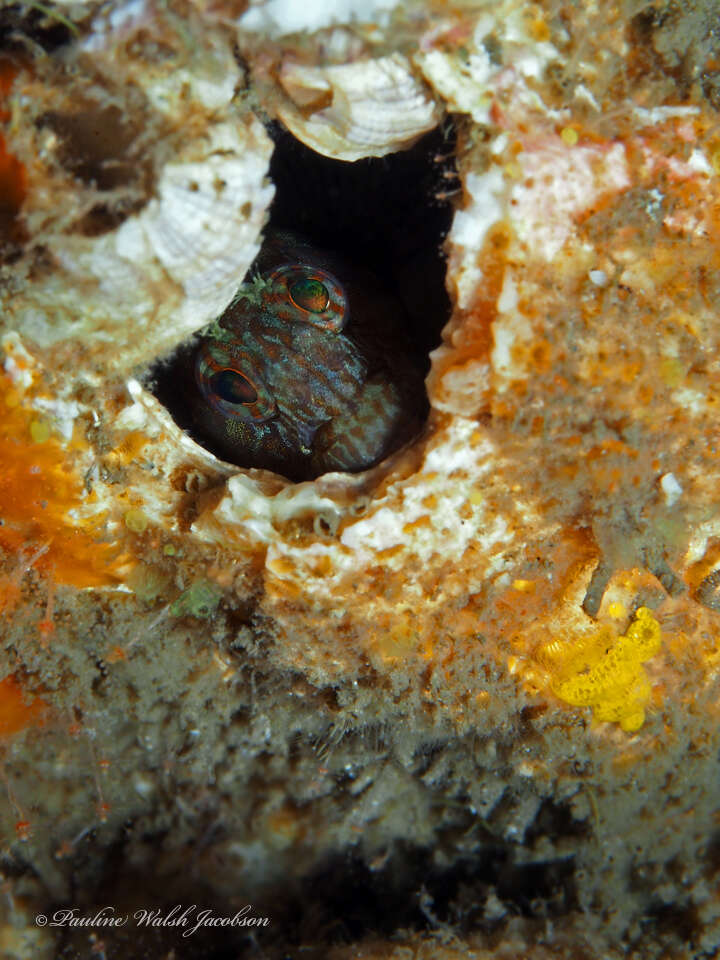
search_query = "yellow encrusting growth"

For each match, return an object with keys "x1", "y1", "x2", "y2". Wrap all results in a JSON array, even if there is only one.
[
  {"x1": 124, "y1": 509, "x2": 149, "y2": 534},
  {"x1": 607, "y1": 601, "x2": 626, "y2": 619},
  {"x1": 537, "y1": 608, "x2": 661, "y2": 732}
]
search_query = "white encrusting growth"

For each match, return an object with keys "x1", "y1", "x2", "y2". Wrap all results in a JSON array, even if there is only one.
[
  {"x1": 449, "y1": 168, "x2": 506, "y2": 309},
  {"x1": 336, "y1": 420, "x2": 507, "y2": 562},
  {"x1": 260, "y1": 416, "x2": 541, "y2": 605},
  {"x1": 2, "y1": 333, "x2": 36, "y2": 390},
  {"x1": 213, "y1": 475, "x2": 346, "y2": 545},
  {"x1": 239, "y1": 0, "x2": 400, "y2": 36},
  {"x1": 417, "y1": 3, "x2": 558, "y2": 126},
  {"x1": 511, "y1": 141, "x2": 630, "y2": 261},
  {"x1": 660, "y1": 473, "x2": 683, "y2": 507}
]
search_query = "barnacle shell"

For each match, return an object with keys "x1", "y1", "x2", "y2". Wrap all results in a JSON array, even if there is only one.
[
  {"x1": 2, "y1": 13, "x2": 273, "y2": 373},
  {"x1": 276, "y1": 54, "x2": 440, "y2": 161},
  {"x1": 121, "y1": 125, "x2": 274, "y2": 344},
  {"x1": 5, "y1": 120, "x2": 273, "y2": 372}
]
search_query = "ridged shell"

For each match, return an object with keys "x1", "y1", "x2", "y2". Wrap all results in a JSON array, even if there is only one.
[
  {"x1": 6, "y1": 119, "x2": 273, "y2": 374},
  {"x1": 276, "y1": 54, "x2": 440, "y2": 161},
  {"x1": 125, "y1": 123, "x2": 274, "y2": 326}
]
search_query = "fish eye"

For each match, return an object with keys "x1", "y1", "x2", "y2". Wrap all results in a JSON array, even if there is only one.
[
  {"x1": 210, "y1": 369, "x2": 258, "y2": 406},
  {"x1": 268, "y1": 264, "x2": 347, "y2": 332},
  {"x1": 289, "y1": 276, "x2": 330, "y2": 314}
]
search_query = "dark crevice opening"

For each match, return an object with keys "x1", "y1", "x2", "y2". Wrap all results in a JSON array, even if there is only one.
[
  {"x1": 265, "y1": 120, "x2": 456, "y2": 361},
  {"x1": 148, "y1": 120, "x2": 456, "y2": 481},
  {"x1": 34, "y1": 103, "x2": 157, "y2": 236},
  {"x1": 37, "y1": 105, "x2": 152, "y2": 191},
  {"x1": 0, "y1": 4, "x2": 77, "y2": 55}
]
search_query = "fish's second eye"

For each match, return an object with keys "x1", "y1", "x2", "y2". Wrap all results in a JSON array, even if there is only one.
[
  {"x1": 210, "y1": 369, "x2": 258, "y2": 406},
  {"x1": 289, "y1": 277, "x2": 330, "y2": 314}
]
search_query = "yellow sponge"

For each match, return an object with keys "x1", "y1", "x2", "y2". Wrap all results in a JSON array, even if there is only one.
[{"x1": 539, "y1": 608, "x2": 661, "y2": 732}]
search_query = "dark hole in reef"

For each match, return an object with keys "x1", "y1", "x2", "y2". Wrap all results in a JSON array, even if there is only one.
[
  {"x1": 148, "y1": 121, "x2": 456, "y2": 482},
  {"x1": 38, "y1": 103, "x2": 155, "y2": 197},
  {"x1": 644, "y1": 900, "x2": 701, "y2": 951},
  {"x1": 524, "y1": 797, "x2": 592, "y2": 844},
  {"x1": 33, "y1": 95, "x2": 157, "y2": 236},
  {"x1": 265, "y1": 120, "x2": 455, "y2": 361},
  {"x1": 0, "y1": 4, "x2": 77, "y2": 55}
]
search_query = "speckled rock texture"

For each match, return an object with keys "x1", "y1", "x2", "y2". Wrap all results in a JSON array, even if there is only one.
[{"x1": 1, "y1": 1, "x2": 720, "y2": 958}]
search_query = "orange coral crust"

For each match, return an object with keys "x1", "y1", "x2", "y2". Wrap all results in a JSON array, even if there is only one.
[
  {"x1": 0, "y1": 675, "x2": 47, "y2": 738},
  {"x1": 0, "y1": 373, "x2": 124, "y2": 588}
]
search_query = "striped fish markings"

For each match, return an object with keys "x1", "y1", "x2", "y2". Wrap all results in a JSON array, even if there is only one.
[{"x1": 191, "y1": 231, "x2": 426, "y2": 480}]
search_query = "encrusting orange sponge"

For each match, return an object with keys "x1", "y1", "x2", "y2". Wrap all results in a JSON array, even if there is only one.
[
  {"x1": 0, "y1": 371, "x2": 125, "y2": 589},
  {"x1": 0, "y1": 675, "x2": 47, "y2": 738}
]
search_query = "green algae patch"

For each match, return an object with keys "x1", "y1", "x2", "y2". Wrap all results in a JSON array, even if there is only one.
[{"x1": 170, "y1": 579, "x2": 223, "y2": 619}]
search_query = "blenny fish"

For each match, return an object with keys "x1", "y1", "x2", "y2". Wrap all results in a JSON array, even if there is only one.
[{"x1": 186, "y1": 230, "x2": 427, "y2": 481}]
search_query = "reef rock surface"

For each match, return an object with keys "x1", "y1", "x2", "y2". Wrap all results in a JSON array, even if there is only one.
[{"x1": 1, "y1": 1, "x2": 720, "y2": 958}]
